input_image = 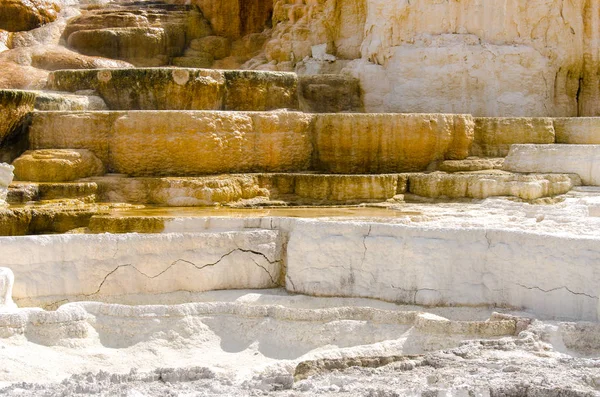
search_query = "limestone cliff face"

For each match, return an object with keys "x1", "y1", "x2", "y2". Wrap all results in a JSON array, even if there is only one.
[
  {"x1": 4, "y1": 0, "x2": 600, "y2": 118},
  {"x1": 352, "y1": 0, "x2": 588, "y2": 117},
  {"x1": 259, "y1": 0, "x2": 600, "y2": 117}
]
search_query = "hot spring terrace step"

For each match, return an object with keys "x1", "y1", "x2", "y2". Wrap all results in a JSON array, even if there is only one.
[
  {"x1": 88, "y1": 173, "x2": 408, "y2": 206},
  {"x1": 7, "y1": 181, "x2": 98, "y2": 204},
  {"x1": 408, "y1": 171, "x2": 580, "y2": 200},
  {"x1": 47, "y1": 68, "x2": 299, "y2": 111},
  {"x1": 46, "y1": 68, "x2": 363, "y2": 113},
  {"x1": 472, "y1": 117, "x2": 600, "y2": 157},
  {"x1": 86, "y1": 171, "x2": 575, "y2": 207},
  {"x1": 0, "y1": 230, "x2": 283, "y2": 303},
  {"x1": 29, "y1": 111, "x2": 474, "y2": 175},
  {"x1": 504, "y1": 144, "x2": 600, "y2": 186}
]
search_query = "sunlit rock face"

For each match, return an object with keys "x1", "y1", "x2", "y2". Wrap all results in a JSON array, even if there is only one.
[
  {"x1": 0, "y1": 90, "x2": 35, "y2": 146},
  {"x1": 0, "y1": 163, "x2": 14, "y2": 206},
  {"x1": 312, "y1": 113, "x2": 474, "y2": 173},
  {"x1": 12, "y1": 149, "x2": 105, "y2": 182},
  {"x1": 258, "y1": 0, "x2": 600, "y2": 117},
  {"x1": 191, "y1": 0, "x2": 273, "y2": 39},
  {"x1": 0, "y1": 46, "x2": 133, "y2": 90},
  {"x1": 0, "y1": 0, "x2": 60, "y2": 32},
  {"x1": 47, "y1": 69, "x2": 299, "y2": 111}
]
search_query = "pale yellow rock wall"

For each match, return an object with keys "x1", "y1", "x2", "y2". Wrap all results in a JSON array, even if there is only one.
[
  {"x1": 29, "y1": 112, "x2": 113, "y2": 164},
  {"x1": 350, "y1": 0, "x2": 591, "y2": 117},
  {"x1": 409, "y1": 172, "x2": 580, "y2": 201},
  {"x1": 13, "y1": 149, "x2": 104, "y2": 182},
  {"x1": 313, "y1": 114, "x2": 474, "y2": 174},
  {"x1": 267, "y1": 0, "x2": 366, "y2": 63},
  {"x1": 30, "y1": 112, "x2": 475, "y2": 176},
  {"x1": 554, "y1": 118, "x2": 600, "y2": 144},
  {"x1": 472, "y1": 118, "x2": 556, "y2": 157},
  {"x1": 260, "y1": 0, "x2": 600, "y2": 117},
  {"x1": 110, "y1": 112, "x2": 313, "y2": 175},
  {"x1": 192, "y1": 0, "x2": 273, "y2": 39},
  {"x1": 30, "y1": 111, "x2": 314, "y2": 176}
]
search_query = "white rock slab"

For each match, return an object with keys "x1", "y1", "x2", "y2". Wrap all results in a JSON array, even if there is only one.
[
  {"x1": 554, "y1": 118, "x2": 600, "y2": 144},
  {"x1": 0, "y1": 231, "x2": 282, "y2": 304},
  {"x1": 503, "y1": 144, "x2": 600, "y2": 186},
  {"x1": 0, "y1": 162, "x2": 14, "y2": 205},
  {"x1": 286, "y1": 220, "x2": 600, "y2": 321}
]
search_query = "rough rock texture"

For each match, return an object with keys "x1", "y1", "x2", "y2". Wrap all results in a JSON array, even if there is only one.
[
  {"x1": 0, "y1": 30, "x2": 10, "y2": 52},
  {"x1": 287, "y1": 220, "x2": 600, "y2": 320},
  {"x1": 30, "y1": 111, "x2": 313, "y2": 176},
  {"x1": 7, "y1": 181, "x2": 97, "y2": 204},
  {"x1": 189, "y1": 36, "x2": 231, "y2": 60},
  {"x1": 67, "y1": 27, "x2": 172, "y2": 67},
  {"x1": 33, "y1": 90, "x2": 108, "y2": 111},
  {"x1": 110, "y1": 111, "x2": 312, "y2": 176},
  {"x1": 192, "y1": 0, "x2": 273, "y2": 39},
  {"x1": 29, "y1": 112, "x2": 113, "y2": 164},
  {"x1": 0, "y1": 90, "x2": 35, "y2": 146},
  {"x1": 472, "y1": 118, "x2": 556, "y2": 157},
  {"x1": 48, "y1": 68, "x2": 226, "y2": 110},
  {"x1": 0, "y1": 163, "x2": 14, "y2": 206},
  {"x1": 30, "y1": 111, "x2": 478, "y2": 176},
  {"x1": 88, "y1": 173, "x2": 408, "y2": 206},
  {"x1": 298, "y1": 74, "x2": 362, "y2": 113},
  {"x1": 63, "y1": 2, "x2": 210, "y2": 67},
  {"x1": 554, "y1": 117, "x2": 600, "y2": 144},
  {"x1": 47, "y1": 69, "x2": 299, "y2": 111},
  {"x1": 408, "y1": 171, "x2": 580, "y2": 200},
  {"x1": 0, "y1": 296, "x2": 597, "y2": 395},
  {"x1": 438, "y1": 158, "x2": 504, "y2": 173},
  {"x1": 312, "y1": 114, "x2": 474, "y2": 173},
  {"x1": 0, "y1": 231, "x2": 282, "y2": 301},
  {"x1": 13, "y1": 149, "x2": 105, "y2": 182},
  {"x1": 0, "y1": 201, "x2": 96, "y2": 236},
  {"x1": 0, "y1": 267, "x2": 15, "y2": 310},
  {"x1": 257, "y1": 0, "x2": 600, "y2": 117},
  {"x1": 265, "y1": 0, "x2": 365, "y2": 63},
  {"x1": 350, "y1": 1, "x2": 600, "y2": 116},
  {"x1": 0, "y1": 202, "x2": 118, "y2": 236},
  {"x1": 259, "y1": 173, "x2": 407, "y2": 204},
  {"x1": 504, "y1": 144, "x2": 600, "y2": 186},
  {"x1": 0, "y1": 0, "x2": 60, "y2": 32},
  {"x1": 223, "y1": 70, "x2": 298, "y2": 111},
  {"x1": 91, "y1": 175, "x2": 270, "y2": 206},
  {"x1": 0, "y1": 45, "x2": 132, "y2": 90}
]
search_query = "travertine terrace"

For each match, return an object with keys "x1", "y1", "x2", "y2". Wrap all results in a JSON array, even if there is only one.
[{"x1": 1, "y1": 0, "x2": 600, "y2": 395}]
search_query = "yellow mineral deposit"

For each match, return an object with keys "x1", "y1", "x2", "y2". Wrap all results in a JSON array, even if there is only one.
[{"x1": 0, "y1": 0, "x2": 599, "y2": 395}]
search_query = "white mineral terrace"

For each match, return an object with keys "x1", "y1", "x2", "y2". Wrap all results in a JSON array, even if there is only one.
[
  {"x1": 1, "y1": 191, "x2": 600, "y2": 394},
  {"x1": 4, "y1": 0, "x2": 600, "y2": 393}
]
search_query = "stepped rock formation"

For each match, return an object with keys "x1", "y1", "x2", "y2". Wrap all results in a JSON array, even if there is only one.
[
  {"x1": 2, "y1": 0, "x2": 600, "y2": 395},
  {"x1": 261, "y1": 0, "x2": 600, "y2": 117},
  {"x1": 4, "y1": 0, "x2": 600, "y2": 117}
]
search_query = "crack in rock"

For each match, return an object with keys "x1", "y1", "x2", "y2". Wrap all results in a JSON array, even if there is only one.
[
  {"x1": 88, "y1": 248, "x2": 280, "y2": 296},
  {"x1": 391, "y1": 285, "x2": 440, "y2": 304},
  {"x1": 484, "y1": 230, "x2": 492, "y2": 249},
  {"x1": 360, "y1": 225, "x2": 372, "y2": 268},
  {"x1": 285, "y1": 275, "x2": 297, "y2": 291},
  {"x1": 515, "y1": 283, "x2": 598, "y2": 299}
]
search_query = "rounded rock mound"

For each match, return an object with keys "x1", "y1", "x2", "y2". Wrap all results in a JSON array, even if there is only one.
[
  {"x1": 12, "y1": 149, "x2": 105, "y2": 182},
  {"x1": 0, "y1": 0, "x2": 60, "y2": 32}
]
